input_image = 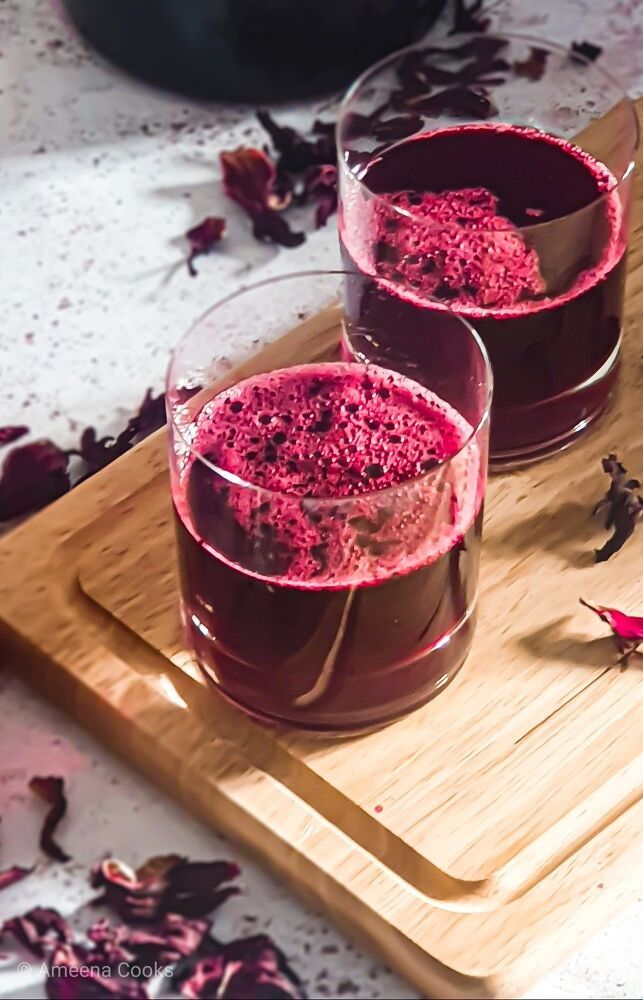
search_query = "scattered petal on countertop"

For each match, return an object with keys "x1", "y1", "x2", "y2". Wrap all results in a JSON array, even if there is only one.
[
  {"x1": 0, "y1": 864, "x2": 33, "y2": 891},
  {"x1": 513, "y1": 46, "x2": 550, "y2": 81},
  {"x1": 450, "y1": 0, "x2": 490, "y2": 34},
  {"x1": 88, "y1": 911, "x2": 211, "y2": 966},
  {"x1": 91, "y1": 855, "x2": 241, "y2": 922},
  {"x1": 0, "y1": 426, "x2": 29, "y2": 447},
  {"x1": 570, "y1": 40, "x2": 603, "y2": 63},
  {"x1": 0, "y1": 441, "x2": 70, "y2": 522},
  {"x1": 176, "y1": 934, "x2": 306, "y2": 999},
  {"x1": 220, "y1": 148, "x2": 304, "y2": 248},
  {"x1": 72, "y1": 389, "x2": 166, "y2": 481},
  {"x1": 256, "y1": 111, "x2": 336, "y2": 173},
  {"x1": 1, "y1": 907, "x2": 72, "y2": 957},
  {"x1": 47, "y1": 942, "x2": 149, "y2": 999},
  {"x1": 186, "y1": 216, "x2": 227, "y2": 276},
  {"x1": 29, "y1": 776, "x2": 71, "y2": 863},
  {"x1": 301, "y1": 165, "x2": 338, "y2": 228}
]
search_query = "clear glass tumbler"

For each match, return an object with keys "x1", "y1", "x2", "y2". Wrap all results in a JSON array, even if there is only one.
[
  {"x1": 166, "y1": 272, "x2": 492, "y2": 733},
  {"x1": 337, "y1": 33, "x2": 638, "y2": 466}
]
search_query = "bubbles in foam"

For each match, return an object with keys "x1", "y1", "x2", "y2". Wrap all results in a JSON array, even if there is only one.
[
  {"x1": 179, "y1": 363, "x2": 482, "y2": 588},
  {"x1": 344, "y1": 123, "x2": 624, "y2": 320}
]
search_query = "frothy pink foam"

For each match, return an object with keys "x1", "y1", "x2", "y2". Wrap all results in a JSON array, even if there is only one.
[
  {"x1": 376, "y1": 186, "x2": 546, "y2": 309},
  {"x1": 192, "y1": 363, "x2": 467, "y2": 494},
  {"x1": 178, "y1": 363, "x2": 482, "y2": 587},
  {"x1": 344, "y1": 124, "x2": 624, "y2": 320}
]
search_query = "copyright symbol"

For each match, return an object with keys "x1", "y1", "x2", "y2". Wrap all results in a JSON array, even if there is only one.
[{"x1": 17, "y1": 962, "x2": 32, "y2": 975}]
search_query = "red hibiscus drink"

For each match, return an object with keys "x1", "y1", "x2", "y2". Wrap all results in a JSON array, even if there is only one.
[
  {"x1": 338, "y1": 35, "x2": 637, "y2": 465},
  {"x1": 167, "y1": 274, "x2": 491, "y2": 733}
]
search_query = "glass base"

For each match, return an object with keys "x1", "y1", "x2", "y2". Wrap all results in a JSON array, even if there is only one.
[
  {"x1": 194, "y1": 601, "x2": 477, "y2": 737},
  {"x1": 489, "y1": 362, "x2": 619, "y2": 470}
]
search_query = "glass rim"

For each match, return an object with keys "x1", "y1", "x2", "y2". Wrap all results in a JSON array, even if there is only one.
[
  {"x1": 337, "y1": 29, "x2": 640, "y2": 234},
  {"x1": 166, "y1": 269, "x2": 493, "y2": 503}
]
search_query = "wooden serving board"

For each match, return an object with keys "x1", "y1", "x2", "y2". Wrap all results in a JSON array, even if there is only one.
[{"x1": 2, "y1": 110, "x2": 643, "y2": 998}]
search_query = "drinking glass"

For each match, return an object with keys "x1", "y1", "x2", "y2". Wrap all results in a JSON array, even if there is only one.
[
  {"x1": 166, "y1": 271, "x2": 492, "y2": 733},
  {"x1": 337, "y1": 33, "x2": 638, "y2": 466}
]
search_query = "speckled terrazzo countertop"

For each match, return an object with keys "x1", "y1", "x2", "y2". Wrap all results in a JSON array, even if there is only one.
[{"x1": 1, "y1": 1, "x2": 643, "y2": 997}]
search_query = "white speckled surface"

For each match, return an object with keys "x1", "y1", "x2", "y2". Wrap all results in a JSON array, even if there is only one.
[{"x1": 1, "y1": 1, "x2": 643, "y2": 997}]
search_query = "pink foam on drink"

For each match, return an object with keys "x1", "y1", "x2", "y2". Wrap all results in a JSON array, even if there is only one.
[
  {"x1": 344, "y1": 123, "x2": 624, "y2": 319},
  {"x1": 180, "y1": 363, "x2": 482, "y2": 587},
  {"x1": 377, "y1": 185, "x2": 547, "y2": 309}
]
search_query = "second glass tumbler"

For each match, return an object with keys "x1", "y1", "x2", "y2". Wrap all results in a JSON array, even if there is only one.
[{"x1": 338, "y1": 33, "x2": 638, "y2": 465}]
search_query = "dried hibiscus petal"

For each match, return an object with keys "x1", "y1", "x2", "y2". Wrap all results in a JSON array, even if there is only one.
[
  {"x1": 88, "y1": 912, "x2": 210, "y2": 967},
  {"x1": 580, "y1": 599, "x2": 643, "y2": 667},
  {"x1": 0, "y1": 864, "x2": 32, "y2": 890},
  {"x1": 47, "y1": 943, "x2": 148, "y2": 999},
  {"x1": 371, "y1": 114, "x2": 424, "y2": 143},
  {"x1": 571, "y1": 40, "x2": 603, "y2": 63},
  {"x1": 177, "y1": 934, "x2": 306, "y2": 1000},
  {"x1": 132, "y1": 388, "x2": 166, "y2": 439},
  {"x1": 0, "y1": 425, "x2": 29, "y2": 446},
  {"x1": 408, "y1": 84, "x2": 498, "y2": 119},
  {"x1": 302, "y1": 164, "x2": 338, "y2": 228},
  {"x1": 450, "y1": 0, "x2": 489, "y2": 34},
  {"x1": 513, "y1": 47, "x2": 550, "y2": 81},
  {"x1": 592, "y1": 453, "x2": 643, "y2": 562},
  {"x1": 0, "y1": 440, "x2": 70, "y2": 522},
  {"x1": 257, "y1": 111, "x2": 336, "y2": 173},
  {"x1": 91, "y1": 855, "x2": 240, "y2": 922},
  {"x1": 186, "y1": 216, "x2": 226, "y2": 277},
  {"x1": 310, "y1": 119, "x2": 337, "y2": 165},
  {"x1": 72, "y1": 389, "x2": 166, "y2": 482},
  {"x1": 252, "y1": 210, "x2": 306, "y2": 248},
  {"x1": 221, "y1": 148, "x2": 304, "y2": 248},
  {"x1": 29, "y1": 776, "x2": 70, "y2": 863},
  {"x1": 1, "y1": 906, "x2": 72, "y2": 957}
]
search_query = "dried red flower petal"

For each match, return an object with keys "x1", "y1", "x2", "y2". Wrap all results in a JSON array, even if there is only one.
[
  {"x1": 186, "y1": 217, "x2": 227, "y2": 277},
  {"x1": 88, "y1": 912, "x2": 210, "y2": 967},
  {"x1": 407, "y1": 84, "x2": 498, "y2": 119},
  {"x1": 0, "y1": 440, "x2": 70, "y2": 522},
  {"x1": 133, "y1": 389, "x2": 166, "y2": 439},
  {"x1": 450, "y1": 0, "x2": 489, "y2": 34},
  {"x1": 310, "y1": 119, "x2": 337, "y2": 164},
  {"x1": 47, "y1": 943, "x2": 148, "y2": 999},
  {"x1": 29, "y1": 776, "x2": 70, "y2": 863},
  {"x1": 2, "y1": 907, "x2": 72, "y2": 957},
  {"x1": 580, "y1": 599, "x2": 643, "y2": 667},
  {"x1": 221, "y1": 148, "x2": 304, "y2": 248},
  {"x1": 72, "y1": 389, "x2": 166, "y2": 482},
  {"x1": 513, "y1": 47, "x2": 550, "y2": 81},
  {"x1": 371, "y1": 114, "x2": 424, "y2": 143},
  {"x1": 302, "y1": 164, "x2": 338, "y2": 228},
  {"x1": 177, "y1": 934, "x2": 305, "y2": 1000},
  {"x1": 0, "y1": 425, "x2": 29, "y2": 446},
  {"x1": 0, "y1": 865, "x2": 32, "y2": 890},
  {"x1": 221, "y1": 147, "x2": 281, "y2": 213},
  {"x1": 257, "y1": 111, "x2": 336, "y2": 173},
  {"x1": 592, "y1": 453, "x2": 643, "y2": 562},
  {"x1": 571, "y1": 40, "x2": 603, "y2": 63},
  {"x1": 91, "y1": 855, "x2": 240, "y2": 922},
  {"x1": 252, "y1": 210, "x2": 306, "y2": 248}
]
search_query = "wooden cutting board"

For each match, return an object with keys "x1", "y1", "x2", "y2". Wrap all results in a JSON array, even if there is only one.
[{"x1": 1, "y1": 104, "x2": 642, "y2": 998}]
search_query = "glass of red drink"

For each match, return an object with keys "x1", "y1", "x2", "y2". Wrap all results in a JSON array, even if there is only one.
[
  {"x1": 166, "y1": 272, "x2": 491, "y2": 733},
  {"x1": 337, "y1": 33, "x2": 638, "y2": 466}
]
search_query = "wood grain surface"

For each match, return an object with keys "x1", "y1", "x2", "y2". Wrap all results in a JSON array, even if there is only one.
[{"x1": 1, "y1": 102, "x2": 642, "y2": 998}]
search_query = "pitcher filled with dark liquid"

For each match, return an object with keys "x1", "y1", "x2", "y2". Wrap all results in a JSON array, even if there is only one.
[{"x1": 62, "y1": 0, "x2": 447, "y2": 101}]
